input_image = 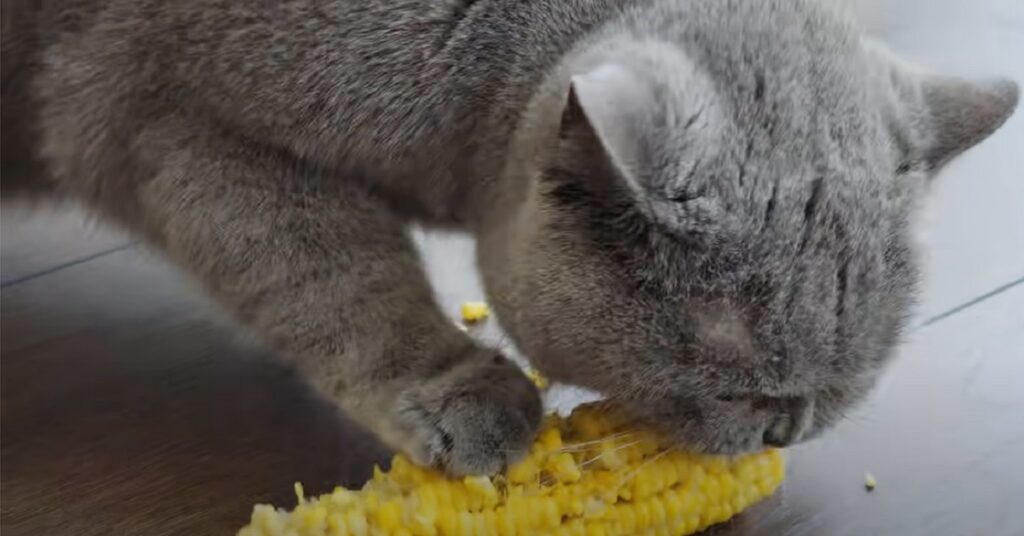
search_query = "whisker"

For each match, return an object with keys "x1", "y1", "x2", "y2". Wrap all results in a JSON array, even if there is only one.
[
  {"x1": 556, "y1": 432, "x2": 637, "y2": 452},
  {"x1": 616, "y1": 448, "x2": 670, "y2": 488},
  {"x1": 578, "y1": 439, "x2": 643, "y2": 468},
  {"x1": 537, "y1": 439, "x2": 654, "y2": 488}
]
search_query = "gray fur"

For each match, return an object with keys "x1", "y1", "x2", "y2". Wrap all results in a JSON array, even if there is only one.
[{"x1": 2, "y1": 0, "x2": 1016, "y2": 471}]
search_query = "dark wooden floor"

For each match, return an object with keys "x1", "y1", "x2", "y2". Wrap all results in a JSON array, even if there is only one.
[
  {"x1": 0, "y1": 205, "x2": 393, "y2": 535},
  {"x1": 2, "y1": 2, "x2": 1023, "y2": 534}
]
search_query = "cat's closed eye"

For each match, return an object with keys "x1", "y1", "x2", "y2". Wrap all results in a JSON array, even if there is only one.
[{"x1": 668, "y1": 189, "x2": 704, "y2": 204}]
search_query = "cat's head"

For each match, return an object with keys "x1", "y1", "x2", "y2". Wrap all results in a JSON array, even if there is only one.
[{"x1": 481, "y1": 0, "x2": 1018, "y2": 453}]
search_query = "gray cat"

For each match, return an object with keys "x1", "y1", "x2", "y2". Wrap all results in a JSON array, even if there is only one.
[{"x1": 2, "y1": 0, "x2": 1017, "y2": 476}]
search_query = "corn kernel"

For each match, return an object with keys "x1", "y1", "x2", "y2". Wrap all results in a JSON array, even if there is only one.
[
  {"x1": 459, "y1": 301, "x2": 490, "y2": 323},
  {"x1": 538, "y1": 426, "x2": 564, "y2": 452},
  {"x1": 239, "y1": 402, "x2": 785, "y2": 536},
  {"x1": 506, "y1": 457, "x2": 539, "y2": 484},
  {"x1": 376, "y1": 499, "x2": 402, "y2": 531},
  {"x1": 864, "y1": 472, "x2": 877, "y2": 491},
  {"x1": 549, "y1": 452, "x2": 582, "y2": 483},
  {"x1": 526, "y1": 368, "x2": 550, "y2": 389}
]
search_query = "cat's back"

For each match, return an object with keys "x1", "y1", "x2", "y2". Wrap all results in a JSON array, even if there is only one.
[
  {"x1": 13, "y1": 0, "x2": 537, "y2": 183},
  {"x1": 11, "y1": 0, "x2": 629, "y2": 218}
]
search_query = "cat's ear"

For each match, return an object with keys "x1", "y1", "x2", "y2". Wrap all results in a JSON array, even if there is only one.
[
  {"x1": 560, "y1": 63, "x2": 651, "y2": 194},
  {"x1": 877, "y1": 47, "x2": 1019, "y2": 173},
  {"x1": 559, "y1": 63, "x2": 728, "y2": 242},
  {"x1": 915, "y1": 77, "x2": 1018, "y2": 170}
]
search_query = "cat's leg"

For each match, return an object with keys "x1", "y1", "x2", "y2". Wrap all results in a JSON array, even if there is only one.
[{"x1": 127, "y1": 139, "x2": 541, "y2": 476}]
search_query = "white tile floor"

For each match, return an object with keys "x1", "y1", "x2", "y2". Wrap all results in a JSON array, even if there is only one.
[{"x1": 857, "y1": 0, "x2": 1024, "y2": 321}]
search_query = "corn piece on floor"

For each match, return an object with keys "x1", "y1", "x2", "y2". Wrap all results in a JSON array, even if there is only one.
[
  {"x1": 238, "y1": 405, "x2": 785, "y2": 536},
  {"x1": 3, "y1": 2, "x2": 1024, "y2": 534}
]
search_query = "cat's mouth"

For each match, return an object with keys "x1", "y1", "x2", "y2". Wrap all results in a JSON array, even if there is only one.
[{"x1": 597, "y1": 391, "x2": 817, "y2": 455}]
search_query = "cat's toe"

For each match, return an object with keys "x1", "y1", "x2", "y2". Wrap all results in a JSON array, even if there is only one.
[{"x1": 399, "y1": 353, "x2": 542, "y2": 476}]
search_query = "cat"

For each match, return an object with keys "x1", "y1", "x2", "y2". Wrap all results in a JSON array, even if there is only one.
[{"x1": 2, "y1": 0, "x2": 1016, "y2": 476}]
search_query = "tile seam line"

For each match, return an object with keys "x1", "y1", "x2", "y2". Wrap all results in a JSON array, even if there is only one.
[
  {"x1": 915, "y1": 274, "x2": 1024, "y2": 329},
  {"x1": 0, "y1": 242, "x2": 138, "y2": 290},
  {"x1": 1, "y1": 242, "x2": 1019, "y2": 329}
]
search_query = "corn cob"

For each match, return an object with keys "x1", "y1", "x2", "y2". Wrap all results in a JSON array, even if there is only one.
[{"x1": 238, "y1": 403, "x2": 784, "y2": 536}]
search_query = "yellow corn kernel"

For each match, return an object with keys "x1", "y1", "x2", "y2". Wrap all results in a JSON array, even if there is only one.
[
  {"x1": 239, "y1": 402, "x2": 785, "y2": 536},
  {"x1": 463, "y1": 476, "x2": 500, "y2": 508},
  {"x1": 506, "y1": 456, "x2": 539, "y2": 484},
  {"x1": 538, "y1": 425, "x2": 564, "y2": 452},
  {"x1": 548, "y1": 452, "x2": 582, "y2": 483},
  {"x1": 864, "y1": 472, "x2": 877, "y2": 491},
  {"x1": 605, "y1": 444, "x2": 629, "y2": 467},
  {"x1": 459, "y1": 301, "x2": 490, "y2": 323},
  {"x1": 526, "y1": 367, "x2": 550, "y2": 389},
  {"x1": 378, "y1": 499, "x2": 403, "y2": 530},
  {"x1": 436, "y1": 506, "x2": 456, "y2": 535}
]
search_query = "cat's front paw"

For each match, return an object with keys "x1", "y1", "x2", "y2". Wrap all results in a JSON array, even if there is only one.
[{"x1": 397, "y1": 352, "x2": 542, "y2": 476}]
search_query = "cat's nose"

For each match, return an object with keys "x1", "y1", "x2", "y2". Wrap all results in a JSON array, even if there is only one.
[
  {"x1": 762, "y1": 397, "x2": 813, "y2": 447},
  {"x1": 762, "y1": 420, "x2": 795, "y2": 447}
]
